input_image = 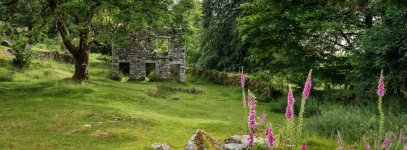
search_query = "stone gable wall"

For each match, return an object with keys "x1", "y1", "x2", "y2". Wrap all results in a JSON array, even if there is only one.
[{"x1": 112, "y1": 30, "x2": 186, "y2": 83}]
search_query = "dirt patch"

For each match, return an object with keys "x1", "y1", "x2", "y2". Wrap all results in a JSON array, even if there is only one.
[
  {"x1": 0, "y1": 122, "x2": 24, "y2": 132},
  {"x1": 65, "y1": 125, "x2": 92, "y2": 135},
  {"x1": 0, "y1": 49, "x2": 13, "y2": 58},
  {"x1": 91, "y1": 129, "x2": 111, "y2": 138}
]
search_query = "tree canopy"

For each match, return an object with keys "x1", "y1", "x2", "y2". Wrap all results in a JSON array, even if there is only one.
[
  {"x1": 237, "y1": 0, "x2": 407, "y2": 97},
  {"x1": 0, "y1": 0, "x2": 198, "y2": 82}
]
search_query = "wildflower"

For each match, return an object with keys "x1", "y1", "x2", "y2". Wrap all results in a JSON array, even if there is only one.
[
  {"x1": 247, "y1": 90, "x2": 258, "y2": 149},
  {"x1": 265, "y1": 125, "x2": 274, "y2": 149},
  {"x1": 261, "y1": 113, "x2": 267, "y2": 123},
  {"x1": 297, "y1": 69, "x2": 313, "y2": 143},
  {"x1": 287, "y1": 86, "x2": 295, "y2": 105},
  {"x1": 337, "y1": 131, "x2": 343, "y2": 149},
  {"x1": 382, "y1": 135, "x2": 392, "y2": 149},
  {"x1": 302, "y1": 69, "x2": 313, "y2": 100},
  {"x1": 364, "y1": 141, "x2": 371, "y2": 150},
  {"x1": 302, "y1": 143, "x2": 307, "y2": 150},
  {"x1": 285, "y1": 105, "x2": 293, "y2": 119},
  {"x1": 285, "y1": 86, "x2": 294, "y2": 120},
  {"x1": 248, "y1": 132, "x2": 254, "y2": 148},
  {"x1": 399, "y1": 132, "x2": 405, "y2": 144},
  {"x1": 248, "y1": 109, "x2": 256, "y2": 129},
  {"x1": 377, "y1": 70, "x2": 385, "y2": 97},
  {"x1": 377, "y1": 70, "x2": 385, "y2": 138},
  {"x1": 247, "y1": 92, "x2": 257, "y2": 129},
  {"x1": 404, "y1": 144, "x2": 407, "y2": 150}
]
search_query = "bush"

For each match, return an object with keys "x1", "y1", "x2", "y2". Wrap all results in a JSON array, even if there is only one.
[
  {"x1": 12, "y1": 47, "x2": 32, "y2": 69},
  {"x1": 10, "y1": 35, "x2": 31, "y2": 69}
]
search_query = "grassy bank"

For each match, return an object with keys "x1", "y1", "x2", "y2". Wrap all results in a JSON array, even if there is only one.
[
  {"x1": 0, "y1": 53, "x2": 271, "y2": 149},
  {"x1": 0, "y1": 50, "x2": 341, "y2": 149}
]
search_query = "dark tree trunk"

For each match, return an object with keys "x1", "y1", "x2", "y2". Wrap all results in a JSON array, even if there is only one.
[
  {"x1": 72, "y1": 51, "x2": 90, "y2": 81},
  {"x1": 71, "y1": 30, "x2": 90, "y2": 82},
  {"x1": 56, "y1": 21, "x2": 91, "y2": 82}
]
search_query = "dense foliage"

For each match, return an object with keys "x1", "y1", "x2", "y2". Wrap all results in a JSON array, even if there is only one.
[
  {"x1": 236, "y1": 0, "x2": 407, "y2": 99},
  {"x1": 197, "y1": 0, "x2": 249, "y2": 71}
]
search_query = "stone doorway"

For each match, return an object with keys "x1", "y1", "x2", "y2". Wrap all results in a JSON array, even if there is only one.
[
  {"x1": 145, "y1": 63, "x2": 156, "y2": 77},
  {"x1": 170, "y1": 64, "x2": 181, "y2": 82},
  {"x1": 119, "y1": 62, "x2": 130, "y2": 75}
]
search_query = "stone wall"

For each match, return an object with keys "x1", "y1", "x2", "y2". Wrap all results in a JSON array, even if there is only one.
[{"x1": 112, "y1": 29, "x2": 186, "y2": 83}]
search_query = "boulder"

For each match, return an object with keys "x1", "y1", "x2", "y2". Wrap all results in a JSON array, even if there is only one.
[
  {"x1": 224, "y1": 135, "x2": 265, "y2": 150},
  {"x1": 189, "y1": 87, "x2": 203, "y2": 94},
  {"x1": 185, "y1": 129, "x2": 223, "y2": 150},
  {"x1": 6, "y1": 49, "x2": 15, "y2": 55},
  {"x1": 0, "y1": 40, "x2": 11, "y2": 47},
  {"x1": 151, "y1": 143, "x2": 172, "y2": 150},
  {"x1": 184, "y1": 130, "x2": 265, "y2": 150}
]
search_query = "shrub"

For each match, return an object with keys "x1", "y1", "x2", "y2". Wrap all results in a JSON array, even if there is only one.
[
  {"x1": 10, "y1": 35, "x2": 32, "y2": 69},
  {"x1": 12, "y1": 48, "x2": 32, "y2": 69}
]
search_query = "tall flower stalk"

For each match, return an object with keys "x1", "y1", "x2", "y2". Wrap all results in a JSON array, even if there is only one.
[
  {"x1": 285, "y1": 86, "x2": 295, "y2": 141},
  {"x1": 364, "y1": 141, "x2": 371, "y2": 150},
  {"x1": 382, "y1": 133, "x2": 393, "y2": 150},
  {"x1": 241, "y1": 66, "x2": 246, "y2": 109},
  {"x1": 377, "y1": 70, "x2": 385, "y2": 139},
  {"x1": 297, "y1": 69, "x2": 312, "y2": 144},
  {"x1": 247, "y1": 90, "x2": 257, "y2": 148},
  {"x1": 396, "y1": 132, "x2": 405, "y2": 150},
  {"x1": 265, "y1": 124, "x2": 275, "y2": 149},
  {"x1": 302, "y1": 143, "x2": 307, "y2": 150}
]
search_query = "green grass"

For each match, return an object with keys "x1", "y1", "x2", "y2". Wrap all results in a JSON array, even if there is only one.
[{"x1": 0, "y1": 53, "x2": 341, "y2": 149}]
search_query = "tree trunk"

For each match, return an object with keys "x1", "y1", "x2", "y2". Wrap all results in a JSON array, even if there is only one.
[
  {"x1": 72, "y1": 30, "x2": 90, "y2": 82},
  {"x1": 49, "y1": 0, "x2": 96, "y2": 83},
  {"x1": 72, "y1": 51, "x2": 90, "y2": 82}
]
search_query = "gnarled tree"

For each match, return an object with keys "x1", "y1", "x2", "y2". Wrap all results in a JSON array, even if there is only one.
[{"x1": 1, "y1": 0, "x2": 177, "y2": 82}]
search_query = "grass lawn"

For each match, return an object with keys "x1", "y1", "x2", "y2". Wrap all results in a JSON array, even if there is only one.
[{"x1": 0, "y1": 51, "x2": 338, "y2": 149}]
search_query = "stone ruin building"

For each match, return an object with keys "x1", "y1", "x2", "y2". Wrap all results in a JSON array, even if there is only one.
[{"x1": 112, "y1": 29, "x2": 186, "y2": 83}]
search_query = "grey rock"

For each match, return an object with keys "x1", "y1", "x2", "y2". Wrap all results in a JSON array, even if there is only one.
[
  {"x1": 224, "y1": 135, "x2": 265, "y2": 150},
  {"x1": 151, "y1": 143, "x2": 172, "y2": 150},
  {"x1": 1, "y1": 40, "x2": 11, "y2": 47}
]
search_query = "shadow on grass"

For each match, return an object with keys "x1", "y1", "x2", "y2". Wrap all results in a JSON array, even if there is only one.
[{"x1": 0, "y1": 78, "x2": 94, "y2": 99}]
